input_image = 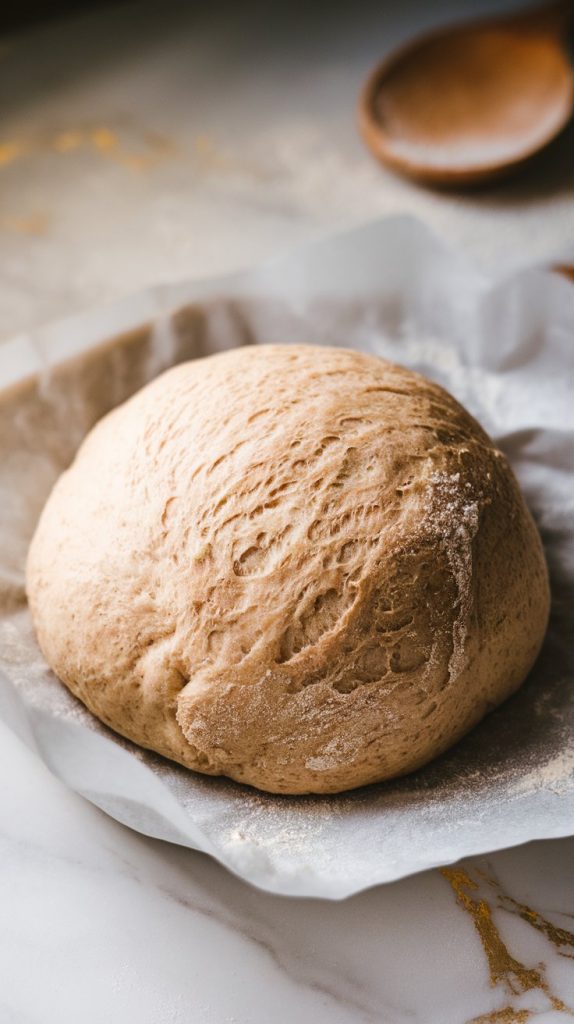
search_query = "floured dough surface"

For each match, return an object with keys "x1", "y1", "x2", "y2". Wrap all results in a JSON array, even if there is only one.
[{"x1": 26, "y1": 345, "x2": 550, "y2": 794}]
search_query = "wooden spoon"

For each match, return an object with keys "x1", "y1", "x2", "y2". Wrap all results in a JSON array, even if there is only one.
[
  {"x1": 554, "y1": 262, "x2": 574, "y2": 280},
  {"x1": 359, "y1": 2, "x2": 574, "y2": 186}
]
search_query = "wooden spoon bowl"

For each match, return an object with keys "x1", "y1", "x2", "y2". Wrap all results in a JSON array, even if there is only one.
[{"x1": 359, "y1": 4, "x2": 574, "y2": 186}]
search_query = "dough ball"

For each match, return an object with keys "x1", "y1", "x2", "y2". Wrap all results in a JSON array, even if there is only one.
[{"x1": 26, "y1": 345, "x2": 550, "y2": 794}]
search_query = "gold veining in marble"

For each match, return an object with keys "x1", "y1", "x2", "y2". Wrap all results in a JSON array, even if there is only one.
[
  {"x1": 507, "y1": 901, "x2": 574, "y2": 959},
  {"x1": 0, "y1": 141, "x2": 23, "y2": 167},
  {"x1": 194, "y1": 134, "x2": 233, "y2": 172},
  {"x1": 480, "y1": 870, "x2": 574, "y2": 959},
  {"x1": 441, "y1": 867, "x2": 572, "y2": 1016},
  {"x1": 193, "y1": 133, "x2": 267, "y2": 180},
  {"x1": 2, "y1": 212, "x2": 50, "y2": 237},
  {"x1": 441, "y1": 869, "x2": 543, "y2": 994},
  {"x1": 469, "y1": 1009, "x2": 532, "y2": 1024},
  {"x1": 90, "y1": 127, "x2": 118, "y2": 154},
  {"x1": 53, "y1": 131, "x2": 85, "y2": 153},
  {"x1": 0, "y1": 127, "x2": 177, "y2": 179}
]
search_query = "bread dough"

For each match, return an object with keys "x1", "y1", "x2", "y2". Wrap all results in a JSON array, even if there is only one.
[{"x1": 26, "y1": 345, "x2": 550, "y2": 794}]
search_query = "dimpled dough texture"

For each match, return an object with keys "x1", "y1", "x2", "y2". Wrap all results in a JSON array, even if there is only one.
[{"x1": 26, "y1": 345, "x2": 550, "y2": 795}]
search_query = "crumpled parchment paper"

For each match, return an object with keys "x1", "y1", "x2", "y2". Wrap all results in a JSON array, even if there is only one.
[{"x1": 1, "y1": 216, "x2": 573, "y2": 899}]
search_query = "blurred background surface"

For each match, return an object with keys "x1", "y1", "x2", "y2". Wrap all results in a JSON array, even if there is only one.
[{"x1": 1, "y1": 0, "x2": 574, "y2": 342}]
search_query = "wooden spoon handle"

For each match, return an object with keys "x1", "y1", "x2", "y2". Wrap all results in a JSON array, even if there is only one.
[
  {"x1": 513, "y1": 0, "x2": 574, "y2": 38},
  {"x1": 553, "y1": 263, "x2": 574, "y2": 281}
]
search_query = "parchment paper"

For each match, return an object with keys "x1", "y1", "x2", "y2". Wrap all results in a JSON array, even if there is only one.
[{"x1": 1, "y1": 216, "x2": 573, "y2": 899}]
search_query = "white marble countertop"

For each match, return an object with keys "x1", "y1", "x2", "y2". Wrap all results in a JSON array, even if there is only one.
[
  {"x1": 3, "y1": 720, "x2": 574, "y2": 1023},
  {"x1": 1, "y1": 1, "x2": 574, "y2": 1021}
]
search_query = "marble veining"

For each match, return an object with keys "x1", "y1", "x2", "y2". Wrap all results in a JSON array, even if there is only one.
[
  {"x1": 442, "y1": 868, "x2": 573, "y2": 1015},
  {"x1": 2, "y1": 720, "x2": 574, "y2": 1024}
]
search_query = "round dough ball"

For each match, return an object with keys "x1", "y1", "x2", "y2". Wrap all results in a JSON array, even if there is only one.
[{"x1": 26, "y1": 345, "x2": 550, "y2": 794}]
